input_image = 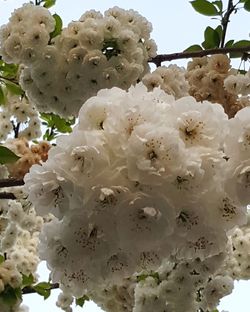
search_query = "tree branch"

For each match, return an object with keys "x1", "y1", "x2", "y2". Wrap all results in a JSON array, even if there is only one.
[
  {"x1": 0, "y1": 178, "x2": 24, "y2": 188},
  {"x1": 0, "y1": 192, "x2": 16, "y2": 200},
  {"x1": 22, "y1": 283, "x2": 59, "y2": 295},
  {"x1": 220, "y1": 0, "x2": 236, "y2": 48},
  {"x1": 149, "y1": 45, "x2": 250, "y2": 65}
]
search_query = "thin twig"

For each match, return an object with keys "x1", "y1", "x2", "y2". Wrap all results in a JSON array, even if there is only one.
[
  {"x1": 0, "y1": 178, "x2": 24, "y2": 188},
  {"x1": 22, "y1": 283, "x2": 60, "y2": 295},
  {"x1": 220, "y1": 0, "x2": 235, "y2": 48},
  {"x1": 0, "y1": 192, "x2": 16, "y2": 200},
  {"x1": 149, "y1": 45, "x2": 250, "y2": 66}
]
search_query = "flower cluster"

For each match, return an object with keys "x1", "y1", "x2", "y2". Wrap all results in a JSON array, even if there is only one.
[
  {"x1": 4, "y1": 138, "x2": 50, "y2": 179},
  {"x1": 0, "y1": 94, "x2": 41, "y2": 142},
  {"x1": 1, "y1": 4, "x2": 156, "y2": 117},
  {"x1": 186, "y1": 54, "x2": 249, "y2": 117},
  {"x1": 24, "y1": 83, "x2": 248, "y2": 298},
  {"x1": 0, "y1": 4, "x2": 55, "y2": 64},
  {"x1": 90, "y1": 252, "x2": 234, "y2": 312},
  {"x1": 142, "y1": 65, "x2": 189, "y2": 99},
  {"x1": 0, "y1": 186, "x2": 43, "y2": 312}
]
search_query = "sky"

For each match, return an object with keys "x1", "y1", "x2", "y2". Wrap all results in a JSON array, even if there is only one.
[{"x1": 1, "y1": 0, "x2": 250, "y2": 311}]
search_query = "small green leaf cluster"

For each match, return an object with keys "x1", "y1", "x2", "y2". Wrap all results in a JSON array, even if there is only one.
[
  {"x1": 136, "y1": 272, "x2": 160, "y2": 284},
  {"x1": 75, "y1": 295, "x2": 89, "y2": 307},
  {"x1": 0, "y1": 59, "x2": 24, "y2": 105},
  {"x1": 40, "y1": 113, "x2": 75, "y2": 141}
]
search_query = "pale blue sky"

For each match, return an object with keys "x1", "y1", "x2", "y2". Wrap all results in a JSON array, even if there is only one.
[{"x1": 1, "y1": 0, "x2": 250, "y2": 311}]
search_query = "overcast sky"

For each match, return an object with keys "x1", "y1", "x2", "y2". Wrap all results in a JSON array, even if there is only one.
[{"x1": 1, "y1": 0, "x2": 250, "y2": 311}]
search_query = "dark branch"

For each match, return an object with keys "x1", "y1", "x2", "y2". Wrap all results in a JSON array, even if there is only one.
[
  {"x1": 22, "y1": 283, "x2": 60, "y2": 295},
  {"x1": 220, "y1": 0, "x2": 236, "y2": 48},
  {"x1": 11, "y1": 121, "x2": 21, "y2": 139},
  {"x1": 149, "y1": 46, "x2": 250, "y2": 65},
  {"x1": 0, "y1": 178, "x2": 24, "y2": 188},
  {"x1": 0, "y1": 192, "x2": 16, "y2": 200}
]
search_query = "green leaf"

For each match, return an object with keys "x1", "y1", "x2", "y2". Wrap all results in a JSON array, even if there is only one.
[
  {"x1": 43, "y1": 0, "x2": 56, "y2": 8},
  {"x1": 0, "y1": 285, "x2": 22, "y2": 306},
  {"x1": 202, "y1": 26, "x2": 220, "y2": 49},
  {"x1": 22, "y1": 274, "x2": 34, "y2": 288},
  {"x1": 51, "y1": 115, "x2": 72, "y2": 133},
  {"x1": 50, "y1": 14, "x2": 63, "y2": 39},
  {"x1": 212, "y1": 0, "x2": 223, "y2": 13},
  {"x1": 33, "y1": 282, "x2": 52, "y2": 300},
  {"x1": 230, "y1": 40, "x2": 250, "y2": 57},
  {"x1": 244, "y1": 0, "x2": 250, "y2": 11},
  {"x1": 0, "y1": 86, "x2": 6, "y2": 105},
  {"x1": 75, "y1": 295, "x2": 89, "y2": 307},
  {"x1": 4, "y1": 81, "x2": 24, "y2": 96},
  {"x1": 40, "y1": 113, "x2": 75, "y2": 141},
  {"x1": 215, "y1": 25, "x2": 222, "y2": 40},
  {"x1": 0, "y1": 62, "x2": 19, "y2": 79},
  {"x1": 190, "y1": 0, "x2": 219, "y2": 16},
  {"x1": 233, "y1": 40, "x2": 250, "y2": 47},
  {"x1": 184, "y1": 44, "x2": 203, "y2": 52},
  {"x1": 0, "y1": 254, "x2": 5, "y2": 264},
  {"x1": 0, "y1": 146, "x2": 20, "y2": 164},
  {"x1": 225, "y1": 39, "x2": 234, "y2": 47},
  {"x1": 137, "y1": 272, "x2": 160, "y2": 284}
]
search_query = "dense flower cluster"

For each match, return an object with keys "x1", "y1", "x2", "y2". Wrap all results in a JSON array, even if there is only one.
[
  {"x1": 4, "y1": 138, "x2": 50, "y2": 179},
  {"x1": 0, "y1": 94, "x2": 41, "y2": 142},
  {"x1": 0, "y1": 165, "x2": 44, "y2": 312},
  {"x1": 142, "y1": 65, "x2": 189, "y2": 99},
  {"x1": 91, "y1": 214, "x2": 250, "y2": 312},
  {"x1": 186, "y1": 54, "x2": 249, "y2": 117},
  {"x1": 0, "y1": 4, "x2": 156, "y2": 117},
  {"x1": 24, "y1": 83, "x2": 248, "y2": 299}
]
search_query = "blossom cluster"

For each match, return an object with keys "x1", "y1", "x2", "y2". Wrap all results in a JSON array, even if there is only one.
[
  {"x1": 142, "y1": 64, "x2": 189, "y2": 99},
  {"x1": 185, "y1": 54, "x2": 249, "y2": 117},
  {"x1": 0, "y1": 94, "x2": 41, "y2": 142},
  {"x1": 0, "y1": 165, "x2": 45, "y2": 312},
  {"x1": 4, "y1": 138, "x2": 50, "y2": 179},
  {"x1": 24, "y1": 83, "x2": 249, "y2": 298},
  {"x1": 0, "y1": 4, "x2": 156, "y2": 117}
]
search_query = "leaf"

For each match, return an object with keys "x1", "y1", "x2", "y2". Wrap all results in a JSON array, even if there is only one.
[
  {"x1": 43, "y1": 0, "x2": 56, "y2": 8},
  {"x1": 0, "y1": 254, "x2": 5, "y2": 264},
  {"x1": 230, "y1": 40, "x2": 250, "y2": 57},
  {"x1": 40, "y1": 113, "x2": 75, "y2": 141},
  {"x1": 212, "y1": 0, "x2": 223, "y2": 13},
  {"x1": 190, "y1": 0, "x2": 219, "y2": 16},
  {"x1": 244, "y1": 0, "x2": 250, "y2": 11},
  {"x1": 0, "y1": 62, "x2": 19, "y2": 79},
  {"x1": 0, "y1": 146, "x2": 20, "y2": 164},
  {"x1": 75, "y1": 295, "x2": 89, "y2": 307},
  {"x1": 50, "y1": 14, "x2": 63, "y2": 39},
  {"x1": 233, "y1": 40, "x2": 250, "y2": 47},
  {"x1": 202, "y1": 26, "x2": 220, "y2": 49},
  {"x1": 52, "y1": 115, "x2": 73, "y2": 133},
  {"x1": 22, "y1": 274, "x2": 34, "y2": 288},
  {"x1": 215, "y1": 25, "x2": 222, "y2": 40},
  {"x1": 137, "y1": 272, "x2": 160, "y2": 284},
  {"x1": 4, "y1": 81, "x2": 24, "y2": 96},
  {"x1": 184, "y1": 44, "x2": 203, "y2": 52},
  {"x1": 33, "y1": 282, "x2": 52, "y2": 300},
  {"x1": 225, "y1": 39, "x2": 234, "y2": 47},
  {"x1": 0, "y1": 285, "x2": 22, "y2": 306},
  {"x1": 0, "y1": 86, "x2": 5, "y2": 105}
]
